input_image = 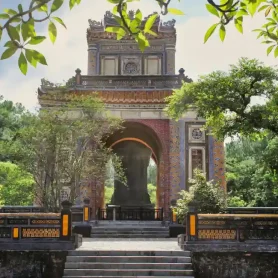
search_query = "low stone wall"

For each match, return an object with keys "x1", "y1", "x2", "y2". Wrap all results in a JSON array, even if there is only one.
[
  {"x1": 0, "y1": 251, "x2": 67, "y2": 278},
  {"x1": 192, "y1": 252, "x2": 278, "y2": 278}
]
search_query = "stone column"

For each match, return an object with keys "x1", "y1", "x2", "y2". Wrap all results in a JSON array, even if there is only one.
[
  {"x1": 87, "y1": 43, "x2": 98, "y2": 75},
  {"x1": 165, "y1": 43, "x2": 176, "y2": 74},
  {"x1": 112, "y1": 141, "x2": 152, "y2": 206}
]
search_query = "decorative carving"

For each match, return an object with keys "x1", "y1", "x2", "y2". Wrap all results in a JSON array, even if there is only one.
[
  {"x1": 88, "y1": 19, "x2": 102, "y2": 28},
  {"x1": 0, "y1": 219, "x2": 4, "y2": 224},
  {"x1": 198, "y1": 229, "x2": 236, "y2": 240},
  {"x1": 122, "y1": 56, "x2": 141, "y2": 75},
  {"x1": 163, "y1": 19, "x2": 176, "y2": 28},
  {"x1": 30, "y1": 219, "x2": 60, "y2": 225},
  {"x1": 100, "y1": 44, "x2": 164, "y2": 52},
  {"x1": 7, "y1": 219, "x2": 28, "y2": 225},
  {"x1": 96, "y1": 90, "x2": 172, "y2": 104},
  {"x1": 0, "y1": 227, "x2": 11, "y2": 238},
  {"x1": 198, "y1": 220, "x2": 226, "y2": 225},
  {"x1": 22, "y1": 228, "x2": 60, "y2": 238},
  {"x1": 188, "y1": 125, "x2": 205, "y2": 143},
  {"x1": 192, "y1": 128, "x2": 203, "y2": 140}
]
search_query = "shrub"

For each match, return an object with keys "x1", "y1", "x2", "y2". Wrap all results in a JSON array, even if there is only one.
[{"x1": 174, "y1": 169, "x2": 227, "y2": 223}]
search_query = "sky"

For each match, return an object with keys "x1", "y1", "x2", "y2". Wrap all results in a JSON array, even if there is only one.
[{"x1": 0, "y1": 0, "x2": 277, "y2": 110}]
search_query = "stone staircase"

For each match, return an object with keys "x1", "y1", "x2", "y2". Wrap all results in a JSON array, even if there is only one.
[
  {"x1": 63, "y1": 250, "x2": 194, "y2": 277},
  {"x1": 90, "y1": 221, "x2": 169, "y2": 238}
]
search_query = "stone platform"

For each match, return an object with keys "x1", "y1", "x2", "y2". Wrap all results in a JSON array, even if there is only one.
[
  {"x1": 63, "y1": 238, "x2": 194, "y2": 277},
  {"x1": 90, "y1": 221, "x2": 169, "y2": 238}
]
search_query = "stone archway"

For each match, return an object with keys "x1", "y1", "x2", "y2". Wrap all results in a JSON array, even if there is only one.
[{"x1": 105, "y1": 121, "x2": 164, "y2": 209}]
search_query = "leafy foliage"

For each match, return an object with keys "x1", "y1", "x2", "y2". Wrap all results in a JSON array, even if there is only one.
[
  {"x1": 1, "y1": 0, "x2": 278, "y2": 74},
  {"x1": 0, "y1": 95, "x2": 29, "y2": 163},
  {"x1": 11, "y1": 93, "x2": 123, "y2": 212},
  {"x1": 173, "y1": 170, "x2": 227, "y2": 222},
  {"x1": 0, "y1": 161, "x2": 34, "y2": 205},
  {"x1": 166, "y1": 58, "x2": 278, "y2": 140},
  {"x1": 226, "y1": 136, "x2": 278, "y2": 207}
]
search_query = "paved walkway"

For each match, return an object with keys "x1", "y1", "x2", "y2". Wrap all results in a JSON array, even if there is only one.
[{"x1": 78, "y1": 238, "x2": 181, "y2": 251}]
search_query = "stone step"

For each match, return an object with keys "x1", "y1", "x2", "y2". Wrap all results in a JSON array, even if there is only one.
[
  {"x1": 68, "y1": 251, "x2": 191, "y2": 257},
  {"x1": 66, "y1": 256, "x2": 191, "y2": 263},
  {"x1": 63, "y1": 275, "x2": 194, "y2": 278},
  {"x1": 91, "y1": 228, "x2": 169, "y2": 232},
  {"x1": 90, "y1": 234, "x2": 168, "y2": 238},
  {"x1": 65, "y1": 262, "x2": 192, "y2": 270},
  {"x1": 93, "y1": 221, "x2": 164, "y2": 226},
  {"x1": 63, "y1": 269, "x2": 194, "y2": 276}
]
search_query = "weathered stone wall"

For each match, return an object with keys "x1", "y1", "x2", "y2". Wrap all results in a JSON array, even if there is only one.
[
  {"x1": 0, "y1": 251, "x2": 67, "y2": 278},
  {"x1": 192, "y1": 252, "x2": 278, "y2": 278}
]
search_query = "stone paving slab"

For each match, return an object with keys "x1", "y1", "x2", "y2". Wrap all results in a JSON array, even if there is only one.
[{"x1": 79, "y1": 238, "x2": 181, "y2": 251}]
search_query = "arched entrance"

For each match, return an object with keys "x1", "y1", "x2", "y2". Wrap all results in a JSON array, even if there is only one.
[{"x1": 105, "y1": 121, "x2": 163, "y2": 209}]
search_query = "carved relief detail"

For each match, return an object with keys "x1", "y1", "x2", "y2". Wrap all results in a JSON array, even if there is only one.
[{"x1": 96, "y1": 90, "x2": 172, "y2": 104}]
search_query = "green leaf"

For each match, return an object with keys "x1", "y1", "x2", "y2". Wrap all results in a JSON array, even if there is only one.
[
  {"x1": 144, "y1": 13, "x2": 158, "y2": 32},
  {"x1": 48, "y1": 21, "x2": 57, "y2": 43},
  {"x1": 234, "y1": 16, "x2": 243, "y2": 33},
  {"x1": 69, "y1": 0, "x2": 76, "y2": 10},
  {"x1": 51, "y1": 0, "x2": 64, "y2": 13},
  {"x1": 18, "y1": 4, "x2": 23, "y2": 13},
  {"x1": 145, "y1": 29, "x2": 157, "y2": 36},
  {"x1": 4, "y1": 41, "x2": 16, "y2": 48},
  {"x1": 267, "y1": 44, "x2": 275, "y2": 55},
  {"x1": 37, "y1": 3, "x2": 48, "y2": 12},
  {"x1": 0, "y1": 28, "x2": 2, "y2": 41},
  {"x1": 236, "y1": 9, "x2": 248, "y2": 17},
  {"x1": 219, "y1": 25, "x2": 226, "y2": 41},
  {"x1": 258, "y1": 4, "x2": 268, "y2": 12},
  {"x1": 32, "y1": 50, "x2": 47, "y2": 65},
  {"x1": 204, "y1": 23, "x2": 219, "y2": 43},
  {"x1": 28, "y1": 36, "x2": 46, "y2": 45},
  {"x1": 8, "y1": 25, "x2": 20, "y2": 42},
  {"x1": 167, "y1": 8, "x2": 184, "y2": 15},
  {"x1": 1, "y1": 47, "x2": 17, "y2": 60},
  {"x1": 52, "y1": 17, "x2": 67, "y2": 28},
  {"x1": 18, "y1": 52, "x2": 27, "y2": 75},
  {"x1": 136, "y1": 33, "x2": 149, "y2": 52},
  {"x1": 10, "y1": 17, "x2": 21, "y2": 23},
  {"x1": 247, "y1": 0, "x2": 260, "y2": 16},
  {"x1": 21, "y1": 19, "x2": 35, "y2": 41},
  {"x1": 25, "y1": 49, "x2": 37, "y2": 67},
  {"x1": 0, "y1": 14, "x2": 10, "y2": 19},
  {"x1": 4, "y1": 9, "x2": 18, "y2": 16},
  {"x1": 275, "y1": 46, "x2": 278, "y2": 58},
  {"x1": 265, "y1": 6, "x2": 272, "y2": 17},
  {"x1": 206, "y1": 4, "x2": 219, "y2": 17}
]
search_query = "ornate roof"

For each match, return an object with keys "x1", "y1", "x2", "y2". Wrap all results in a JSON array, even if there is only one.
[{"x1": 87, "y1": 11, "x2": 176, "y2": 35}]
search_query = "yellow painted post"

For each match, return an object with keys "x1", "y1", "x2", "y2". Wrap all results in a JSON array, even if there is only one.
[
  {"x1": 186, "y1": 201, "x2": 198, "y2": 242},
  {"x1": 60, "y1": 200, "x2": 72, "y2": 240},
  {"x1": 83, "y1": 198, "x2": 90, "y2": 222},
  {"x1": 173, "y1": 211, "x2": 177, "y2": 223},
  {"x1": 13, "y1": 227, "x2": 19, "y2": 239}
]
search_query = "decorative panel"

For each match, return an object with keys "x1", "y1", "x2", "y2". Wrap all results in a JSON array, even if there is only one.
[
  {"x1": 198, "y1": 229, "x2": 236, "y2": 240},
  {"x1": 101, "y1": 56, "x2": 118, "y2": 75},
  {"x1": 121, "y1": 56, "x2": 141, "y2": 75},
  {"x1": 0, "y1": 227, "x2": 11, "y2": 238},
  {"x1": 188, "y1": 125, "x2": 205, "y2": 143},
  {"x1": 144, "y1": 56, "x2": 161, "y2": 75},
  {"x1": 21, "y1": 228, "x2": 60, "y2": 238},
  {"x1": 30, "y1": 219, "x2": 60, "y2": 225},
  {"x1": 188, "y1": 147, "x2": 206, "y2": 179}
]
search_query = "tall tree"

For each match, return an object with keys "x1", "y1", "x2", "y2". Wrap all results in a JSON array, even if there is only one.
[
  {"x1": 0, "y1": 161, "x2": 34, "y2": 205},
  {"x1": 166, "y1": 58, "x2": 278, "y2": 140},
  {"x1": 16, "y1": 94, "x2": 123, "y2": 211},
  {"x1": 226, "y1": 136, "x2": 278, "y2": 207}
]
